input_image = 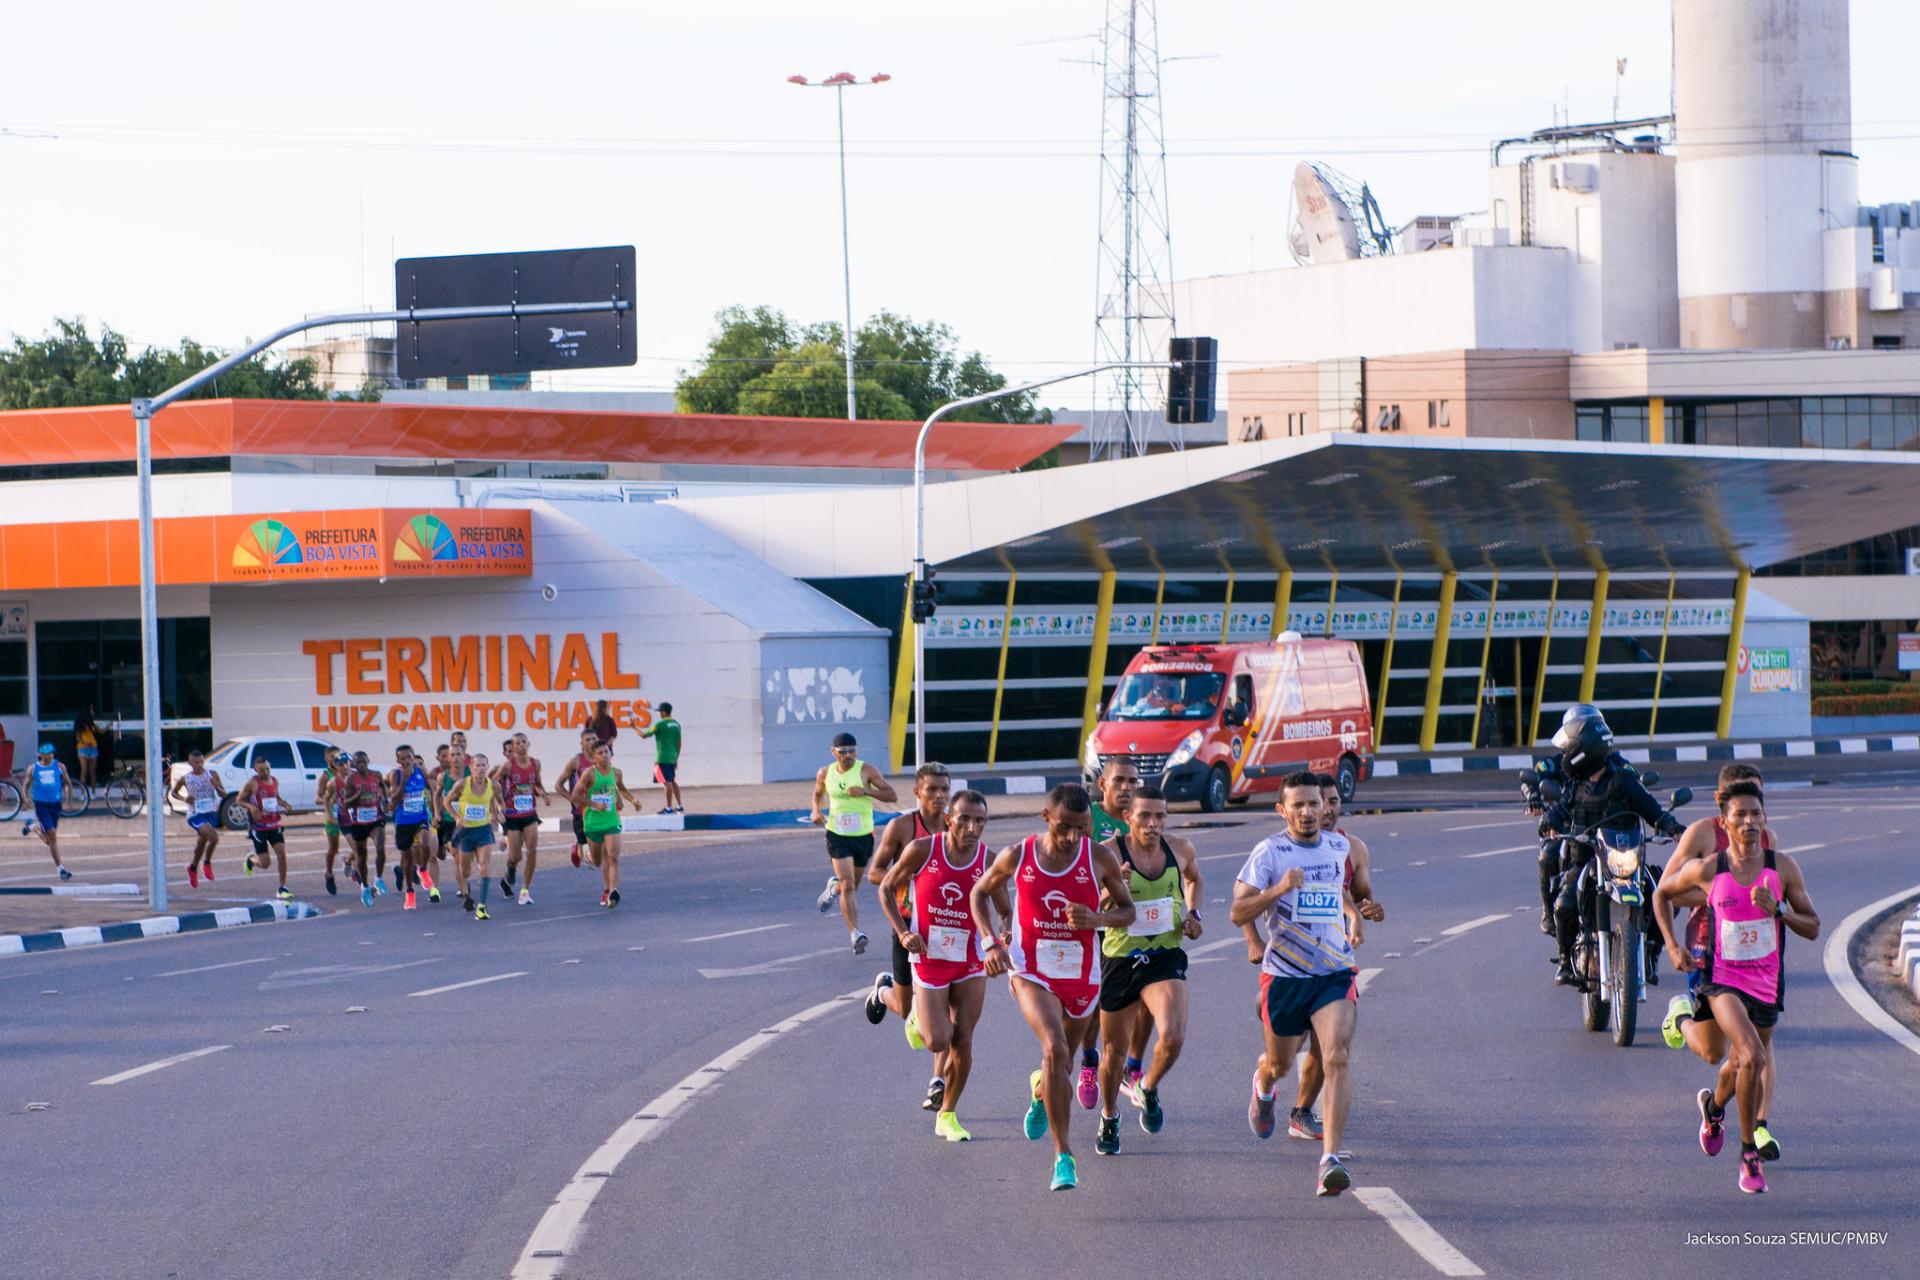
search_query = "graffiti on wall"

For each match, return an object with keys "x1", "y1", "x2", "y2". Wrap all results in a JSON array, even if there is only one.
[{"x1": 767, "y1": 666, "x2": 869, "y2": 725}]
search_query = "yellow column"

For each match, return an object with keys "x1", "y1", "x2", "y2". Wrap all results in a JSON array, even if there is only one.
[
  {"x1": 1373, "y1": 572, "x2": 1402, "y2": 749},
  {"x1": 1219, "y1": 572, "x2": 1236, "y2": 644},
  {"x1": 1270, "y1": 568, "x2": 1294, "y2": 638},
  {"x1": 1467, "y1": 574, "x2": 1500, "y2": 750},
  {"x1": 1080, "y1": 571, "x2": 1118, "y2": 750},
  {"x1": 1715, "y1": 568, "x2": 1752, "y2": 741},
  {"x1": 1150, "y1": 573, "x2": 1165, "y2": 644},
  {"x1": 888, "y1": 574, "x2": 915, "y2": 771},
  {"x1": 1577, "y1": 569, "x2": 1611, "y2": 705},
  {"x1": 1646, "y1": 572, "x2": 1677, "y2": 741},
  {"x1": 1324, "y1": 570, "x2": 1340, "y2": 638},
  {"x1": 1528, "y1": 574, "x2": 1560, "y2": 746},
  {"x1": 1419, "y1": 573, "x2": 1458, "y2": 753},
  {"x1": 986, "y1": 573, "x2": 1018, "y2": 768},
  {"x1": 1649, "y1": 396, "x2": 1666, "y2": 445}
]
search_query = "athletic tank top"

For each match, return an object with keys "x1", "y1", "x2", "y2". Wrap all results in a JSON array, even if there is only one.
[
  {"x1": 824, "y1": 760, "x2": 875, "y2": 837},
  {"x1": 582, "y1": 766, "x2": 620, "y2": 830},
  {"x1": 1703, "y1": 847, "x2": 1784, "y2": 1008},
  {"x1": 1686, "y1": 819, "x2": 1777, "y2": 952},
  {"x1": 344, "y1": 770, "x2": 383, "y2": 826},
  {"x1": 896, "y1": 811, "x2": 934, "y2": 912},
  {"x1": 1104, "y1": 833, "x2": 1183, "y2": 957},
  {"x1": 506, "y1": 759, "x2": 539, "y2": 815},
  {"x1": 911, "y1": 832, "x2": 987, "y2": 969},
  {"x1": 396, "y1": 766, "x2": 429, "y2": 823},
  {"x1": 30, "y1": 762, "x2": 62, "y2": 803},
  {"x1": 251, "y1": 776, "x2": 282, "y2": 830},
  {"x1": 1011, "y1": 835, "x2": 1099, "y2": 987},
  {"x1": 182, "y1": 770, "x2": 220, "y2": 817},
  {"x1": 457, "y1": 777, "x2": 494, "y2": 828},
  {"x1": 569, "y1": 752, "x2": 594, "y2": 814}
]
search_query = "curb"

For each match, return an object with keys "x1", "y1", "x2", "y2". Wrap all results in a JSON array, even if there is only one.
[
  {"x1": 0, "y1": 900, "x2": 320, "y2": 957},
  {"x1": 1371, "y1": 734, "x2": 1920, "y2": 778},
  {"x1": 0, "y1": 883, "x2": 142, "y2": 897}
]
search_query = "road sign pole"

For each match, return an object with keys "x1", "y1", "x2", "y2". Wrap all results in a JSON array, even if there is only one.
[
  {"x1": 836, "y1": 84, "x2": 857, "y2": 422},
  {"x1": 132, "y1": 398, "x2": 167, "y2": 913}
]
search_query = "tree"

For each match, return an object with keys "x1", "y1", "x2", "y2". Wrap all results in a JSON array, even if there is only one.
[{"x1": 0, "y1": 318, "x2": 332, "y2": 410}]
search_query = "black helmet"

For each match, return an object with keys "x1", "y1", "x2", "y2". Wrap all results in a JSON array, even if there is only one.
[
  {"x1": 1561, "y1": 703, "x2": 1603, "y2": 728},
  {"x1": 1553, "y1": 711, "x2": 1613, "y2": 779}
]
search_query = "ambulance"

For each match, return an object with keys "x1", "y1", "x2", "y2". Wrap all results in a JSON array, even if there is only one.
[{"x1": 1084, "y1": 632, "x2": 1374, "y2": 812}]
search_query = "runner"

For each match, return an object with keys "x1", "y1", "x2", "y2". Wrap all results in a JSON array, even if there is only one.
[
  {"x1": 878, "y1": 788, "x2": 1008, "y2": 1142},
  {"x1": 1292, "y1": 771, "x2": 1386, "y2": 1143},
  {"x1": 236, "y1": 754, "x2": 292, "y2": 901},
  {"x1": 25, "y1": 744, "x2": 73, "y2": 880},
  {"x1": 1079, "y1": 757, "x2": 1140, "y2": 1109},
  {"x1": 388, "y1": 745, "x2": 437, "y2": 909},
  {"x1": 452, "y1": 751, "x2": 504, "y2": 920},
  {"x1": 1093, "y1": 782, "x2": 1203, "y2": 1155},
  {"x1": 340, "y1": 751, "x2": 389, "y2": 908},
  {"x1": 639, "y1": 702, "x2": 684, "y2": 814},
  {"x1": 970, "y1": 782, "x2": 1137, "y2": 1192},
  {"x1": 569, "y1": 741, "x2": 640, "y2": 908},
  {"x1": 1232, "y1": 770, "x2": 1361, "y2": 1198},
  {"x1": 430, "y1": 742, "x2": 465, "y2": 873},
  {"x1": 318, "y1": 748, "x2": 350, "y2": 895},
  {"x1": 863, "y1": 761, "x2": 951, "y2": 1111},
  {"x1": 169, "y1": 748, "x2": 227, "y2": 888},
  {"x1": 496, "y1": 733, "x2": 547, "y2": 905},
  {"x1": 1653, "y1": 781, "x2": 1820, "y2": 1194},
  {"x1": 555, "y1": 731, "x2": 600, "y2": 870},
  {"x1": 809, "y1": 733, "x2": 898, "y2": 954}
]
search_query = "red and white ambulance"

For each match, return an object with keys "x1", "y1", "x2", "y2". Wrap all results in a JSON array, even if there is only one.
[{"x1": 1084, "y1": 632, "x2": 1374, "y2": 812}]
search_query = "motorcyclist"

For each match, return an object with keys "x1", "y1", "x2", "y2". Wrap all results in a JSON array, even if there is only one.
[{"x1": 1526, "y1": 705, "x2": 1683, "y2": 987}]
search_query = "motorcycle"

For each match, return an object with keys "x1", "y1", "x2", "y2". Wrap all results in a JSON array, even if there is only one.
[{"x1": 1528, "y1": 775, "x2": 1691, "y2": 1047}]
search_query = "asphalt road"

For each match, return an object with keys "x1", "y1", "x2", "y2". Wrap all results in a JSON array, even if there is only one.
[{"x1": 3, "y1": 762, "x2": 1916, "y2": 1280}]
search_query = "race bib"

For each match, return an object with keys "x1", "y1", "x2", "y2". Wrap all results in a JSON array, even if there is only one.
[
  {"x1": 1036, "y1": 938, "x2": 1084, "y2": 981},
  {"x1": 192, "y1": 796, "x2": 218, "y2": 815},
  {"x1": 1719, "y1": 916, "x2": 1776, "y2": 964},
  {"x1": 589, "y1": 793, "x2": 613, "y2": 811},
  {"x1": 352, "y1": 805, "x2": 378, "y2": 824},
  {"x1": 261, "y1": 796, "x2": 279, "y2": 814},
  {"x1": 1293, "y1": 885, "x2": 1343, "y2": 924},
  {"x1": 463, "y1": 803, "x2": 488, "y2": 823},
  {"x1": 925, "y1": 925, "x2": 971, "y2": 963},
  {"x1": 831, "y1": 811, "x2": 865, "y2": 835},
  {"x1": 1131, "y1": 896, "x2": 1178, "y2": 937},
  {"x1": 401, "y1": 793, "x2": 425, "y2": 814},
  {"x1": 512, "y1": 793, "x2": 535, "y2": 813}
]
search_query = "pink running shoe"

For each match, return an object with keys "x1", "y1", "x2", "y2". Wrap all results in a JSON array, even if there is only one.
[
  {"x1": 1697, "y1": 1088, "x2": 1725, "y2": 1158},
  {"x1": 1120, "y1": 1069, "x2": 1145, "y2": 1109},
  {"x1": 202, "y1": 864, "x2": 214, "y2": 882},
  {"x1": 186, "y1": 865, "x2": 199, "y2": 889},
  {"x1": 1076, "y1": 1064, "x2": 1099, "y2": 1111},
  {"x1": 1738, "y1": 1150, "x2": 1766, "y2": 1194}
]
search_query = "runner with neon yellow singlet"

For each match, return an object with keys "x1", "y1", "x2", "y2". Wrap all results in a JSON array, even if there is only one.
[
  {"x1": 864, "y1": 762, "x2": 952, "y2": 1111},
  {"x1": 496, "y1": 733, "x2": 547, "y2": 906},
  {"x1": 452, "y1": 753, "x2": 503, "y2": 921},
  {"x1": 570, "y1": 741, "x2": 640, "y2": 908},
  {"x1": 810, "y1": 733, "x2": 898, "y2": 954},
  {"x1": 1078, "y1": 757, "x2": 1139, "y2": 1110},
  {"x1": 169, "y1": 748, "x2": 226, "y2": 889}
]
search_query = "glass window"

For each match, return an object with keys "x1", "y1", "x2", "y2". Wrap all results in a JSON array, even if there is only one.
[
  {"x1": 1575, "y1": 407, "x2": 1605, "y2": 441},
  {"x1": 1736, "y1": 403, "x2": 1769, "y2": 448},
  {"x1": 35, "y1": 617, "x2": 210, "y2": 727},
  {"x1": 298, "y1": 741, "x2": 336, "y2": 770},
  {"x1": 1824, "y1": 408, "x2": 1850, "y2": 450},
  {"x1": 1847, "y1": 405, "x2": 1872, "y2": 450},
  {"x1": 1871, "y1": 399, "x2": 1895, "y2": 450},
  {"x1": 253, "y1": 740, "x2": 297, "y2": 770},
  {"x1": 0, "y1": 638, "x2": 24, "y2": 715},
  {"x1": 1769, "y1": 400, "x2": 1800, "y2": 449},
  {"x1": 1800, "y1": 401, "x2": 1824, "y2": 449},
  {"x1": 1896, "y1": 399, "x2": 1920, "y2": 451},
  {"x1": 1611, "y1": 405, "x2": 1649, "y2": 443},
  {"x1": 1701, "y1": 403, "x2": 1736, "y2": 447},
  {"x1": 1105, "y1": 672, "x2": 1225, "y2": 722}
]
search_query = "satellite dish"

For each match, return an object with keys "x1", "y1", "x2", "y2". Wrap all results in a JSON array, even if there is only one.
[{"x1": 1289, "y1": 163, "x2": 1362, "y2": 266}]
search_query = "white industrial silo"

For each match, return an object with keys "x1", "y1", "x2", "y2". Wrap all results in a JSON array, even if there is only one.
[{"x1": 1674, "y1": 0, "x2": 1858, "y2": 349}]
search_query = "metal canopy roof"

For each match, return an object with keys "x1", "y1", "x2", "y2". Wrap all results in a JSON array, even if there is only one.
[{"x1": 935, "y1": 435, "x2": 1920, "y2": 576}]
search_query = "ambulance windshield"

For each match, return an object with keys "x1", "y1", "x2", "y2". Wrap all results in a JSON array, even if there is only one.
[{"x1": 1107, "y1": 672, "x2": 1225, "y2": 721}]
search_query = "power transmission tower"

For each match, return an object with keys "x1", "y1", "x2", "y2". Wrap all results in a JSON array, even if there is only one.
[{"x1": 1090, "y1": 0, "x2": 1178, "y2": 460}]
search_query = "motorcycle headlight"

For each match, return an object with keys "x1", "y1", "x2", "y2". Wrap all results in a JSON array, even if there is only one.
[
  {"x1": 1168, "y1": 730, "x2": 1204, "y2": 768},
  {"x1": 1603, "y1": 832, "x2": 1642, "y2": 879}
]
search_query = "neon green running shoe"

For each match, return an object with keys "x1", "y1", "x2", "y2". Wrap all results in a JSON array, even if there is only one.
[
  {"x1": 1662, "y1": 994, "x2": 1694, "y2": 1050},
  {"x1": 1753, "y1": 1122, "x2": 1780, "y2": 1162},
  {"x1": 1050, "y1": 1152, "x2": 1077, "y2": 1191},
  {"x1": 935, "y1": 1111, "x2": 972, "y2": 1142},
  {"x1": 1023, "y1": 1069, "x2": 1048, "y2": 1140},
  {"x1": 904, "y1": 1013, "x2": 926, "y2": 1052}
]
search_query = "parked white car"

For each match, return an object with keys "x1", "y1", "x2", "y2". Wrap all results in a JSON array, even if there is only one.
[{"x1": 165, "y1": 736, "x2": 340, "y2": 825}]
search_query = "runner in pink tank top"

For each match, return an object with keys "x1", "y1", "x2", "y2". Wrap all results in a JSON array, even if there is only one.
[{"x1": 1653, "y1": 780, "x2": 1820, "y2": 1196}]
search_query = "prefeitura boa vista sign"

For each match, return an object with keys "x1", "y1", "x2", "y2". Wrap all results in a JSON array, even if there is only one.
[{"x1": 301, "y1": 630, "x2": 650, "y2": 734}]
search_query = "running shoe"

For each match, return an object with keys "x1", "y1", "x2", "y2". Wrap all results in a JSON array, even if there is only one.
[
  {"x1": 403, "y1": 891, "x2": 417, "y2": 911},
  {"x1": 420, "y1": 870, "x2": 436, "y2": 893},
  {"x1": 1662, "y1": 994, "x2": 1695, "y2": 1050},
  {"x1": 1697, "y1": 1088, "x2": 1725, "y2": 1158},
  {"x1": 361, "y1": 885, "x2": 374, "y2": 907},
  {"x1": 1023, "y1": 1070, "x2": 1048, "y2": 1141},
  {"x1": 1076, "y1": 1064, "x2": 1099, "y2": 1111},
  {"x1": 852, "y1": 930, "x2": 868, "y2": 955},
  {"x1": 325, "y1": 873, "x2": 337, "y2": 896},
  {"x1": 518, "y1": 889, "x2": 533, "y2": 906},
  {"x1": 502, "y1": 865, "x2": 516, "y2": 894},
  {"x1": 922, "y1": 1077, "x2": 946, "y2": 1112},
  {"x1": 1738, "y1": 1150, "x2": 1766, "y2": 1194},
  {"x1": 1316, "y1": 1154, "x2": 1352, "y2": 1197},
  {"x1": 277, "y1": 886, "x2": 292, "y2": 902},
  {"x1": 1140, "y1": 1086, "x2": 1164, "y2": 1135},
  {"x1": 463, "y1": 895, "x2": 475, "y2": 913},
  {"x1": 372, "y1": 876, "x2": 387, "y2": 897},
  {"x1": 1289, "y1": 1106, "x2": 1324, "y2": 1142},
  {"x1": 904, "y1": 1013, "x2": 926, "y2": 1052},
  {"x1": 394, "y1": 867, "x2": 406, "y2": 894},
  {"x1": 474, "y1": 903, "x2": 490, "y2": 921},
  {"x1": 427, "y1": 886, "x2": 441, "y2": 904},
  {"x1": 864, "y1": 973, "x2": 894, "y2": 1025},
  {"x1": 608, "y1": 889, "x2": 621, "y2": 908},
  {"x1": 244, "y1": 853, "x2": 256, "y2": 876},
  {"x1": 203, "y1": 865, "x2": 214, "y2": 882},
  {"x1": 599, "y1": 891, "x2": 608, "y2": 907},
  {"x1": 1095, "y1": 1115, "x2": 1121, "y2": 1157},
  {"x1": 1120, "y1": 1069, "x2": 1145, "y2": 1109},
  {"x1": 1248, "y1": 1071, "x2": 1277, "y2": 1140},
  {"x1": 934, "y1": 1111, "x2": 971, "y2": 1142},
  {"x1": 187, "y1": 865, "x2": 199, "y2": 888},
  {"x1": 816, "y1": 877, "x2": 839, "y2": 913},
  {"x1": 1049, "y1": 1153, "x2": 1077, "y2": 1192},
  {"x1": 1753, "y1": 1122, "x2": 1781, "y2": 1163},
  {"x1": 571, "y1": 846, "x2": 582, "y2": 868},
  {"x1": 57, "y1": 866, "x2": 72, "y2": 882}
]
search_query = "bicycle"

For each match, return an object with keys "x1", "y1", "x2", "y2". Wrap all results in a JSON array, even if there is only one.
[
  {"x1": 59, "y1": 778, "x2": 90, "y2": 819},
  {"x1": 0, "y1": 774, "x2": 19, "y2": 823},
  {"x1": 105, "y1": 763, "x2": 148, "y2": 819}
]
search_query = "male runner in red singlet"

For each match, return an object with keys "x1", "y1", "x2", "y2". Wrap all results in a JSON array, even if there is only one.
[
  {"x1": 880, "y1": 789, "x2": 1009, "y2": 1142},
  {"x1": 971, "y1": 782, "x2": 1136, "y2": 1192},
  {"x1": 864, "y1": 762, "x2": 954, "y2": 1111},
  {"x1": 237, "y1": 754, "x2": 292, "y2": 901},
  {"x1": 495, "y1": 733, "x2": 548, "y2": 905},
  {"x1": 555, "y1": 730, "x2": 599, "y2": 870}
]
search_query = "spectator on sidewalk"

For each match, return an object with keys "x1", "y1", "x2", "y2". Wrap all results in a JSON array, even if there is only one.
[{"x1": 641, "y1": 702, "x2": 684, "y2": 814}]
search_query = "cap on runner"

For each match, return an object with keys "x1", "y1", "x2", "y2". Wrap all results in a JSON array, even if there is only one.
[{"x1": 833, "y1": 732, "x2": 858, "y2": 749}]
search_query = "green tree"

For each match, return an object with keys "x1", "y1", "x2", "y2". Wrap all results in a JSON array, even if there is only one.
[{"x1": 0, "y1": 318, "x2": 331, "y2": 410}]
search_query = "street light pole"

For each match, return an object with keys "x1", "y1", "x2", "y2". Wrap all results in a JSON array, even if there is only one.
[{"x1": 789, "y1": 72, "x2": 891, "y2": 422}]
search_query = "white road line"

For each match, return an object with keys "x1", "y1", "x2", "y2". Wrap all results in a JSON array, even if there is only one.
[
  {"x1": 1357, "y1": 966, "x2": 1382, "y2": 995},
  {"x1": 1462, "y1": 844, "x2": 1535, "y2": 860},
  {"x1": 90, "y1": 1044, "x2": 231, "y2": 1086},
  {"x1": 1355, "y1": 1187, "x2": 1484, "y2": 1276},
  {"x1": 504, "y1": 910, "x2": 608, "y2": 928},
  {"x1": 683, "y1": 923, "x2": 794, "y2": 943},
  {"x1": 512, "y1": 984, "x2": 864, "y2": 1279},
  {"x1": 1822, "y1": 882, "x2": 1920, "y2": 1062},
  {"x1": 152, "y1": 956, "x2": 275, "y2": 979},
  {"x1": 1443, "y1": 818, "x2": 1531, "y2": 832},
  {"x1": 1198, "y1": 851, "x2": 1251, "y2": 863},
  {"x1": 1187, "y1": 935, "x2": 1249, "y2": 957},
  {"x1": 406, "y1": 971, "x2": 528, "y2": 998},
  {"x1": 1780, "y1": 843, "x2": 1826, "y2": 854},
  {"x1": 1442, "y1": 913, "x2": 1508, "y2": 937}
]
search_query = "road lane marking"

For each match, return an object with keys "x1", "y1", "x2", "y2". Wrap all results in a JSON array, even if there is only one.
[
  {"x1": 505, "y1": 911, "x2": 608, "y2": 928},
  {"x1": 1442, "y1": 914, "x2": 1508, "y2": 937},
  {"x1": 1198, "y1": 851, "x2": 1251, "y2": 863},
  {"x1": 698, "y1": 947, "x2": 845, "y2": 979},
  {"x1": 1443, "y1": 818, "x2": 1531, "y2": 832},
  {"x1": 1357, "y1": 966, "x2": 1382, "y2": 995},
  {"x1": 1823, "y1": 882, "x2": 1920, "y2": 1063},
  {"x1": 1355, "y1": 1187, "x2": 1484, "y2": 1276},
  {"x1": 153, "y1": 956, "x2": 274, "y2": 978},
  {"x1": 406, "y1": 971, "x2": 528, "y2": 998},
  {"x1": 684, "y1": 923, "x2": 793, "y2": 943},
  {"x1": 513, "y1": 984, "x2": 864, "y2": 1278},
  {"x1": 1462, "y1": 844, "x2": 1534, "y2": 860},
  {"x1": 1188, "y1": 936, "x2": 1248, "y2": 957},
  {"x1": 90, "y1": 1044, "x2": 231, "y2": 1086},
  {"x1": 1780, "y1": 843, "x2": 1826, "y2": 854}
]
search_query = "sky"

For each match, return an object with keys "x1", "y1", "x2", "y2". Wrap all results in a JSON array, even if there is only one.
[{"x1": 4, "y1": 0, "x2": 1919, "y2": 409}]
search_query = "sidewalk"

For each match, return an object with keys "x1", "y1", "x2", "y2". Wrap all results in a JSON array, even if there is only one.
[{"x1": 0, "y1": 888, "x2": 317, "y2": 944}]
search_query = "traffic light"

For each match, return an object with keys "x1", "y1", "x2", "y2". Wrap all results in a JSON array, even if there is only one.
[
  {"x1": 1166, "y1": 336, "x2": 1218, "y2": 425},
  {"x1": 911, "y1": 568, "x2": 939, "y2": 623}
]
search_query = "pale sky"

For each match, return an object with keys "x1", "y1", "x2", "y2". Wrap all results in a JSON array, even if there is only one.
[{"x1": 5, "y1": 0, "x2": 1918, "y2": 408}]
